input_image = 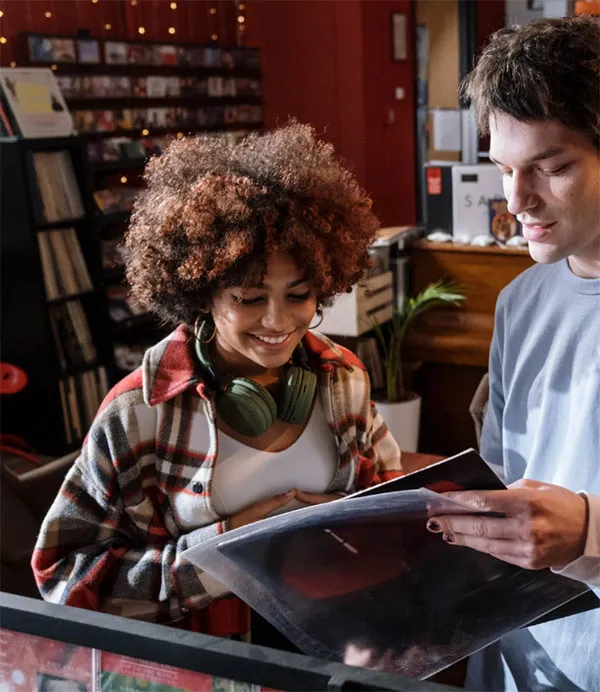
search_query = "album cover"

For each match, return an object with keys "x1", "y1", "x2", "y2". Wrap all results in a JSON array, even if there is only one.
[
  {"x1": 147, "y1": 107, "x2": 167, "y2": 127},
  {"x1": 154, "y1": 44, "x2": 177, "y2": 66},
  {"x1": 130, "y1": 109, "x2": 148, "y2": 129},
  {"x1": 183, "y1": 449, "x2": 596, "y2": 681},
  {"x1": 131, "y1": 77, "x2": 147, "y2": 98},
  {"x1": 146, "y1": 76, "x2": 168, "y2": 98},
  {"x1": 176, "y1": 46, "x2": 193, "y2": 67},
  {"x1": 94, "y1": 110, "x2": 116, "y2": 132},
  {"x1": 77, "y1": 76, "x2": 95, "y2": 98},
  {"x1": 187, "y1": 47, "x2": 205, "y2": 67},
  {"x1": 221, "y1": 49, "x2": 234, "y2": 69},
  {"x1": 121, "y1": 139, "x2": 144, "y2": 159},
  {"x1": 166, "y1": 76, "x2": 181, "y2": 97},
  {"x1": 224, "y1": 106, "x2": 238, "y2": 125},
  {"x1": 105, "y1": 41, "x2": 127, "y2": 65},
  {"x1": 1, "y1": 68, "x2": 74, "y2": 138},
  {"x1": 86, "y1": 141, "x2": 102, "y2": 162},
  {"x1": 28, "y1": 36, "x2": 53, "y2": 63},
  {"x1": 77, "y1": 39, "x2": 100, "y2": 64},
  {"x1": 94, "y1": 189, "x2": 121, "y2": 214},
  {"x1": 207, "y1": 76, "x2": 224, "y2": 97},
  {"x1": 56, "y1": 75, "x2": 76, "y2": 99},
  {"x1": 223, "y1": 78, "x2": 237, "y2": 97},
  {"x1": 113, "y1": 77, "x2": 131, "y2": 97},
  {"x1": 164, "y1": 107, "x2": 178, "y2": 127},
  {"x1": 52, "y1": 39, "x2": 76, "y2": 63},
  {"x1": 127, "y1": 43, "x2": 151, "y2": 65},
  {"x1": 488, "y1": 197, "x2": 521, "y2": 244},
  {"x1": 0, "y1": 630, "x2": 92, "y2": 691},
  {"x1": 114, "y1": 109, "x2": 133, "y2": 130},
  {"x1": 204, "y1": 46, "x2": 221, "y2": 67},
  {"x1": 101, "y1": 138, "x2": 125, "y2": 161}
]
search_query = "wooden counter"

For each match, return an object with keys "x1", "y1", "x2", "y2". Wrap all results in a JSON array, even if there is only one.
[
  {"x1": 406, "y1": 240, "x2": 534, "y2": 456},
  {"x1": 407, "y1": 240, "x2": 534, "y2": 367}
]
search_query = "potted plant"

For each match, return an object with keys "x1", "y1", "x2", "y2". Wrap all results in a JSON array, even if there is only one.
[{"x1": 372, "y1": 280, "x2": 465, "y2": 452}]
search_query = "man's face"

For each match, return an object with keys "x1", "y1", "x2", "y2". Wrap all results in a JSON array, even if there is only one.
[{"x1": 489, "y1": 113, "x2": 600, "y2": 276}]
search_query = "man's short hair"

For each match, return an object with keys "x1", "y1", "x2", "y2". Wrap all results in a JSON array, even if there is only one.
[{"x1": 461, "y1": 16, "x2": 600, "y2": 148}]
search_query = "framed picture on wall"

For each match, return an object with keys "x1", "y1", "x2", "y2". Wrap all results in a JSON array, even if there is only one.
[{"x1": 391, "y1": 12, "x2": 408, "y2": 61}]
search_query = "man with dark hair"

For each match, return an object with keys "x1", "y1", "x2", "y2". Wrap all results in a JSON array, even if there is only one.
[{"x1": 428, "y1": 16, "x2": 599, "y2": 691}]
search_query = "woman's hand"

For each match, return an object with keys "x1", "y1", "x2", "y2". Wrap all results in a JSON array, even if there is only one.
[
  {"x1": 228, "y1": 490, "x2": 298, "y2": 530},
  {"x1": 295, "y1": 490, "x2": 344, "y2": 505},
  {"x1": 228, "y1": 490, "x2": 343, "y2": 531}
]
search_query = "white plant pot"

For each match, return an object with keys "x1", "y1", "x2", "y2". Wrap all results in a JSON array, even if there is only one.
[{"x1": 375, "y1": 394, "x2": 422, "y2": 453}]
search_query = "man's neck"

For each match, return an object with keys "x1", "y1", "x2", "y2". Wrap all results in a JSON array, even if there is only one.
[{"x1": 568, "y1": 253, "x2": 600, "y2": 279}]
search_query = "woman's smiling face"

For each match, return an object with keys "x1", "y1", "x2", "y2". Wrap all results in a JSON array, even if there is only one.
[{"x1": 210, "y1": 251, "x2": 318, "y2": 376}]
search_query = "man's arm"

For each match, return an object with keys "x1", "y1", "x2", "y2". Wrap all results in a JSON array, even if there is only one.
[{"x1": 427, "y1": 292, "x2": 599, "y2": 587}]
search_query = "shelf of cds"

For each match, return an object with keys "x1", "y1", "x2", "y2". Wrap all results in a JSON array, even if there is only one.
[
  {"x1": 0, "y1": 135, "x2": 113, "y2": 454},
  {"x1": 18, "y1": 32, "x2": 263, "y2": 166}
]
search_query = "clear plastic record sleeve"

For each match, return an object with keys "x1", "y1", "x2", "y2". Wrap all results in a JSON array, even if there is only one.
[{"x1": 182, "y1": 449, "x2": 596, "y2": 679}]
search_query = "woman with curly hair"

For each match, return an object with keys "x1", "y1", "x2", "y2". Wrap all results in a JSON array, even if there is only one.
[{"x1": 32, "y1": 123, "x2": 403, "y2": 640}]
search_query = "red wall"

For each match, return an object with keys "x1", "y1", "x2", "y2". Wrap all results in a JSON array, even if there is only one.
[
  {"x1": 246, "y1": 0, "x2": 416, "y2": 226},
  {"x1": 476, "y1": 0, "x2": 506, "y2": 54},
  {"x1": 361, "y1": 0, "x2": 416, "y2": 225}
]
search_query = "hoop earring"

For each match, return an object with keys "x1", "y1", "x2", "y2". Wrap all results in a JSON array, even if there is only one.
[
  {"x1": 309, "y1": 310, "x2": 324, "y2": 330},
  {"x1": 194, "y1": 317, "x2": 217, "y2": 344}
]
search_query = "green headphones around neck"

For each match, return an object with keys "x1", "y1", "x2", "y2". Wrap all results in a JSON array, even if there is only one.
[{"x1": 194, "y1": 323, "x2": 318, "y2": 438}]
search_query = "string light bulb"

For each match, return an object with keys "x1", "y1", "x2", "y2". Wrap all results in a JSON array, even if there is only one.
[
  {"x1": 45, "y1": 11, "x2": 53, "y2": 18},
  {"x1": 211, "y1": 33, "x2": 218, "y2": 40},
  {"x1": 0, "y1": 37, "x2": 6, "y2": 44},
  {"x1": 120, "y1": 176, "x2": 128, "y2": 184},
  {"x1": 10, "y1": 61, "x2": 16, "y2": 67},
  {"x1": 92, "y1": 0, "x2": 99, "y2": 4},
  {"x1": 209, "y1": 7, "x2": 216, "y2": 14},
  {"x1": 237, "y1": 15, "x2": 245, "y2": 22},
  {"x1": 239, "y1": 3, "x2": 245, "y2": 8},
  {"x1": 177, "y1": 132, "x2": 184, "y2": 139},
  {"x1": 0, "y1": 10, "x2": 4, "y2": 17},
  {"x1": 168, "y1": 27, "x2": 176, "y2": 34},
  {"x1": 105, "y1": 23, "x2": 111, "y2": 30},
  {"x1": 170, "y1": 1, "x2": 177, "y2": 8},
  {"x1": 141, "y1": 128, "x2": 149, "y2": 136},
  {"x1": 138, "y1": 26, "x2": 145, "y2": 34},
  {"x1": 51, "y1": 64, "x2": 57, "y2": 70},
  {"x1": 131, "y1": 0, "x2": 138, "y2": 5}
]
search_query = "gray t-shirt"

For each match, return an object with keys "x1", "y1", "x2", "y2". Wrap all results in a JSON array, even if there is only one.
[{"x1": 466, "y1": 260, "x2": 600, "y2": 691}]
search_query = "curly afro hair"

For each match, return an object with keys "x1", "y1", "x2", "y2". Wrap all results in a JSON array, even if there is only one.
[{"x1": 124, "y1": 122, "x2": 380, "y2": 326}]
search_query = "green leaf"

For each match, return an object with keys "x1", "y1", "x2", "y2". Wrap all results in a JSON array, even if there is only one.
[{"x1": 370, "y1": 280, "x2": 465, "y2": 402}]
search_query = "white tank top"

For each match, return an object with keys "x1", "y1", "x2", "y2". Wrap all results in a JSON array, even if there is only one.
[{"x1": 211, "y1": 396, "x2": 338, "y2": 518}]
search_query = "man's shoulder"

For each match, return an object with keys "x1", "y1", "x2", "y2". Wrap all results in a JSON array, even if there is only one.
[{"x1": 498, "y1": 261, "x2": 560, "y2": 309}]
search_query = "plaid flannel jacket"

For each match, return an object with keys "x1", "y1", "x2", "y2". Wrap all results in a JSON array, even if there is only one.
[{"x1": 32, "y1": 326, "x2": 402, "y2": 635}]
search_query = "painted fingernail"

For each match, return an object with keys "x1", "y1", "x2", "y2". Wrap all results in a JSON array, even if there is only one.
[
  {"x1": 426, "y1": 519, "x2": 441, "y2": 533},
  {"x1": 443, "y1": 532, "x2": 455, "y2": 544}
]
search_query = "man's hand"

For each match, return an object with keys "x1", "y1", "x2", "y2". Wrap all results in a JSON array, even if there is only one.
[
  {"x1": 427, "y1": 479, "x2": 588, "y2": 570},
  {"x1": 228, "y1": 490, "x2": 342, "y2": 530}
]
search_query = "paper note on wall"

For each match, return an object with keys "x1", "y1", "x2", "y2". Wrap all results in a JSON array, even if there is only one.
[
  {"x1": 15, "y1": 81, "x2": 52, "y2": 114},
  {"x1": 431, "y1": 109, "x2": 462, "y2": 152}
]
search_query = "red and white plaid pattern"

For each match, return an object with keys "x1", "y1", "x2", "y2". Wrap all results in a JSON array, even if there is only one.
[{"x1": 32, "y1": 326, "x2": 402, "y2": 636}]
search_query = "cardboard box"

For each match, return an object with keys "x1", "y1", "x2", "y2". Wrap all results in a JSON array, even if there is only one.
[
  {"x1": 320, "y1": 272, "x2": 393, "y2": 337},
  {"x1": 451, "y1": 164, "x2": 504, "y2": 240}
]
